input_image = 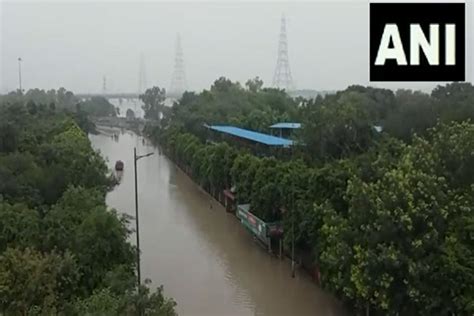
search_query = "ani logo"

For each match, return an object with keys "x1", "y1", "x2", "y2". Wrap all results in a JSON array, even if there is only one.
[{"x1": 370, "y1": 2, "x2": 465, "y2": 81}]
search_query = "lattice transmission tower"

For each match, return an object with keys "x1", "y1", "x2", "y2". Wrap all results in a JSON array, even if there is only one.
[
  {"x1": 272, "y1": 15, "x2": 294, "y2": 91},
  {"x1": 138, "y1": 52, "x2": 147, "y2": 94},
  {"x1": 102, "y1": 75, "x2": 107, "y2": 95},
  {"x1": 169, "y1": 34, "x2": 187, "y2": 97}
]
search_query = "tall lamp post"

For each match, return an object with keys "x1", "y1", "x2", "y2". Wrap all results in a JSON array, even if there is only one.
[
  {"x1": 290, "y1": 148, "x2": 296, "y2": 278},
  {"x1": 291, "y1": 179, "x2": 295, "y2": 278},
  {"x1": 17, "y1": 57, "x2": 22, "y2": 93},
  {"x1": 134, "y1": 147, "x2": 154, "y2": 288}
]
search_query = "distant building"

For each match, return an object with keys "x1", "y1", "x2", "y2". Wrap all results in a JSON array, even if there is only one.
[
  {"x1": 206, "y1": 125, "x2": 293, "y2": 155},
  {"x1": 269, "y1": 122, "x2": 301, "y2": 139}
]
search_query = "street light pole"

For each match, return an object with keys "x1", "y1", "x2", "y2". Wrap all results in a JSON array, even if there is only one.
[
  {"x1": 134, "y1": 148, "x2": 140, "y2": 288},
  {"x1": 291, "y1": 149, "x2": 296, "y2": 278},
  {"x1": 291, "y1": 186, "x2": 295, "y2": 278},
  {"x1": 134, "y1": 147, "x2": 154, "y2": 289},
  {"x1": 17, "y1": 57, "x2": 22, "y2": 93}
]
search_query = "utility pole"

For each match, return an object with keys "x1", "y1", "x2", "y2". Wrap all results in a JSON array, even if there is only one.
[
  {"x1": 134, "y1": 147, "x2": 154, "y2": 289},
  {"x1": 291, "y1": 147, "x2": 296, "y2": 278},
  {"x1": 17, "y1": 57, "x2": 22, "y2": 93},
  {"x1": 291, "y1": 178, "x2": 295, "y2": 278}
]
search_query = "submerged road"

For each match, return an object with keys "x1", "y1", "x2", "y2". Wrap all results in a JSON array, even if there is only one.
[{"x1": 90, "y1": 128, "x2": 346, "y2": 316}]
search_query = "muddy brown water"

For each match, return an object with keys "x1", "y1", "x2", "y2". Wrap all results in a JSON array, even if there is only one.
[{"x1": 90, "y1": 128, "x2": 347, "y2": 316}]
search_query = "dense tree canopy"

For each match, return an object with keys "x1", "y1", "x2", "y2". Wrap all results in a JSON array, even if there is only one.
[
  {"x1": 0, "y1": 97, "x2": 176, "y2": 315},
  {"x1": 80, "y1": 96, "x2": 117, "y2": 117},
  {"x1": 0, "y1": 88, "x2": 119, "y2": 128},
  {"x1": 140, "y1": 87, "x2": 166, "y2": 120},
  {"x1": 161, "y1": 77, "x2": 297, "y2": 139}
]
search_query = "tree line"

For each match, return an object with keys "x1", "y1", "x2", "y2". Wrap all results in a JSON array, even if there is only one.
[
  {"x1": 1, "y1": 88, "x2": 119, "y2": 122},
  {"x1": 144, "y1": 78, "x2": 474, "y2": 315},
  {"x1": 0, "y1": 97, "x2": 176, "y2": 315}
]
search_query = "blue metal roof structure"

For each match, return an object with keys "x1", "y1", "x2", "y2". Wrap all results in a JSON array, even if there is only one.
[
  {"x1": 208, "y1": 125, "x2": 293, "y2": 147},
  {"x1": 269, "y1": 122, "x2": 302, "y2": 129}
]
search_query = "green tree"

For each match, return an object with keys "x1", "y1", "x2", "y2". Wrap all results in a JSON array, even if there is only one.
[
  {"x1": 0, "y1": 247, "x2": 79, "y2": 315},
  {"x1": 140, "y1": 87, "x2": 166, "y2": 120},
  {"x1": 300, "y1": 90, "x2": 377, "y2": 160},
  {"x1": 44, "y1": 186, "x2": 134, "y2": 293},
  {"x1": 316, "y1": 121, "x2": 474, "y2": 314},
  {"x1": 126, "y1": 108, "x2": 136, "y2": 119},
  {"x1": 80, "y1": 96, "x2": 117, "y2": 117},
  {"x1": 245, "y1": 77, "x2": 264, "y2": 93},
  {"x1": 0, "y1": 98, "x2": 176, "y2": 315},
  {"x1": 383, "y1": 89, "x2": 436, "y2": 141},
  {"x1": 0, "y1": 203, "x2": 41, "y2": 252}
]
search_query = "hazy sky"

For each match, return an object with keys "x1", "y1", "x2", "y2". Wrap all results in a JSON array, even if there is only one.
[{"x1": 1, "y1": 0, "x2": 473, "y2": 94}]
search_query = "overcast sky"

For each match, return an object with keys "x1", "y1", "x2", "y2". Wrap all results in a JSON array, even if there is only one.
[{"x1": 1, "y1": 0, "x2": 473, "y2": 94}]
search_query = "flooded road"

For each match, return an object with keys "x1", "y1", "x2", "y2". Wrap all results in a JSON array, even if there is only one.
[{"x1": 90, "y1": 129, "x2": 346, "y2": 316}]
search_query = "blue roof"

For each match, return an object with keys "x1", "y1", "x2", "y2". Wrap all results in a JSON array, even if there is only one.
[
  {"x1": 208, "y1": 125, "x2": 293, "y2": 147},
  {"x1": 269, "y1": 122, "x2": 302, "y2": 129}
]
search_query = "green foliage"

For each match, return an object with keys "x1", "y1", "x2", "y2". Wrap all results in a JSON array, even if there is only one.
[
  {"x1": 162, "y1": 77, "x2": 297, "y2": 138},
  {"x1": 0, "y1": 88, "x2": 78, "y2": 110},
  {"x1": 300, "y1": 90, "x2": 379, "y2": 160},
  {"x1": 0, "y1": 153, "x2": 43, "y2": 205},
  {"x1": 0, "y1": 101, "x2": 176, "y2": 315},
  {"x1": 72, "y1": 288, "x2": 122, "y2": 316},
  {"x1": 0, "y1": 88, "x2": 108, "y2": 135},
  {"x1": 431, "y1": 83, "x2": 474, "y2": 122},
  {"x1": 410, "y1": 120, "x2": 474, "y2": 190},
  {"x1": 0, "y1": 103, "x2": 28, "y2": 153},
  {"x1": 126, "y1": 108, "x2": 136, "y2": 119},
  {"x1": 140, "y1": 86, "x2": 166, "y2": 120},
  {"x1": 0, "y1": 247, "x2": 79, "y2": 315},
  {"x1": 250, "y1": 157, "x2": 281, "y2": 221},
  {"x1": 72, "y1": 284, "x2": 177, "y2": 316},
  {"x1": 48, "y1": 122, "x2": 110, "y2": 194},
  {"x1": 80, "y1": 96, "x2": 117, "y2": 117},
  {"x1": 317, "y1": 121, "x2": 474, "y2": 315},
  {"x1": 0, "y1": 203, "x2": 41, "y2": 252},
  {"x1": 207, "y1": 142, "x2": 237, "y2": 190},
  {"x1": 245, "y1": 76, "x2": 264, "y2": 93},
  {"x1": 43, "y1": 186, "x2": 134, "y2": 293},
  {"x1": 383, "y1": 90, "x2": 436, "y2": 141},
  {"x1": 0, "y1": 106, "x2": 111, "y2": 206}
]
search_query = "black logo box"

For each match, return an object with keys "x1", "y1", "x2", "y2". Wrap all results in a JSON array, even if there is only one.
[{"x1": 370, "y1": 2, "x2": 465, "y2": 82}]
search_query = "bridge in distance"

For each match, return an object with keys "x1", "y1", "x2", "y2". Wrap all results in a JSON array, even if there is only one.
[{"x1": 76, "y1": 92, "x2": 183, "y2": 100}]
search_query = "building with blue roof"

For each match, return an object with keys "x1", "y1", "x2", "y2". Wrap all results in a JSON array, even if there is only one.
[{"x1": 208, "y1": 125, "x2": 293, "y2": 147}]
